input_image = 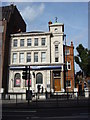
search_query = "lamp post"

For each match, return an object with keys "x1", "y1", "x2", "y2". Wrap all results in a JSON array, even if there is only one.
[{"x1": 64, "y1": 35, "x2": 68, "y2": 93}]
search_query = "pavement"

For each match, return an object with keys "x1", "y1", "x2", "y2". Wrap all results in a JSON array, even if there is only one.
[{"x1": 2, "y1": 97, "x2": 90, "y2": 108}]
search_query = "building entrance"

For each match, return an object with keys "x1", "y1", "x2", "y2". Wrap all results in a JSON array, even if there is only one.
[{"x1": 54, "y1": 79, "x2": 61, "y2": 91}]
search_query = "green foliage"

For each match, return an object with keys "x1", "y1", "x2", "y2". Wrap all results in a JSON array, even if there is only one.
[{"x1": 75, "y1": 44, "x2": 90, "y2": 77}]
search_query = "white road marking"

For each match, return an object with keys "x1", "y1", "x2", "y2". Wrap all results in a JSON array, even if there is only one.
[
  {"x1": 31, "y1": 115, "x2": 89, "y2": 119},
  {"x1": 3, "y1": 110, "x2": 36, "y2": 113}
]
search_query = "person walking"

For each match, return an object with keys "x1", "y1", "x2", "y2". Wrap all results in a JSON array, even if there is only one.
[{"x1": 41, "y1": 86, "x2": 43, "y2": 94}]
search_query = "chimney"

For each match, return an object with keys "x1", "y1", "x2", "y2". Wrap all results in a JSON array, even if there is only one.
[
  {"x1": 48, "y1": 21, "x2": 52, "y2": 31},
  {"x1": 71, "y1": 41, "x2": 73, "y2": 47},
  {"x1": 48, "y1": 20, "x2": 52, "y2": 25}
]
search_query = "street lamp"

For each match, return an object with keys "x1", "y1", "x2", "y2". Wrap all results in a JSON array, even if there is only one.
[{"x1": 64, "y1": 35, "x2": 68, "y2": 94}]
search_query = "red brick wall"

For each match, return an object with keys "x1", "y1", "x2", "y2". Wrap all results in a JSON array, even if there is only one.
[{"x1": 64, "y1": 42, "x2": 75, "y2": 92}]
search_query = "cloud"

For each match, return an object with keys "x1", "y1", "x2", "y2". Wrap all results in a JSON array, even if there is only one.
[{"x1": 20, "y1": 3, "x2": 45, "y2": 22}]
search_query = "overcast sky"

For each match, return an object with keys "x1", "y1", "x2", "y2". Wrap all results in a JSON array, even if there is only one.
[{"x1": 1, "y1": 1, "x2": 89, "y2": 73}]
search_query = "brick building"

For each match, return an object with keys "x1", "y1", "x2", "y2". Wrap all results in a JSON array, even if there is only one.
[
  {"x1": 0, "y1": 4, "x2": 26, "y2": 93},
  {"x1": 64, "y1": 41, "x2": 75, "y2": 92}
]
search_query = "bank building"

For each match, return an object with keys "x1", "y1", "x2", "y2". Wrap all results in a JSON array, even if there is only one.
[{"x1": 8, "y1": 21, "x2": 74, "y2": 96}]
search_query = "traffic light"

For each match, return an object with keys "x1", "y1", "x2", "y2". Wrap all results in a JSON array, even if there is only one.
[{"x1": 22, "y1": 66, "x2": 27, "y2": 80}]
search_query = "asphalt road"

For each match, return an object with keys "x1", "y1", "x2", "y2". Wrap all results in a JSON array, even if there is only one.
[
  {"x1": 2, "y1": 106, "x2": 90, "y2": 120},
  {"x1": 1, "y1": 98, "x2": 90, "y2": 120}
]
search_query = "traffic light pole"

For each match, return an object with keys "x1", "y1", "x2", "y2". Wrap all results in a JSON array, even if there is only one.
[{"x1": 28, "y1": 65, "x2": 30, "y2": 104}]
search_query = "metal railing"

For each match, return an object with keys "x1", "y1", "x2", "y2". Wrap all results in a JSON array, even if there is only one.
[{"x1": 1, "y1": 91, "x2": 90, "y2": 107}]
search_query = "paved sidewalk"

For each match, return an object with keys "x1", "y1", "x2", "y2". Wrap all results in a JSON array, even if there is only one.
[{"x1": 2, "y1": 97, "x2": 90, "y2": 109}]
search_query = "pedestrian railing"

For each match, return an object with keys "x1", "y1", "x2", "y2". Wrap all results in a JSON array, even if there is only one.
[{"x1": 1, "y1": 91, "x2": 90, "y2": 107}]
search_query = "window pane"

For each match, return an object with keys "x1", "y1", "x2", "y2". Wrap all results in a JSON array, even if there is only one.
[
  {"x1": 34, "y1": 53, "x2": 38, "y2": 62},
  {"x1": 55, "y1": 45, "x2": 58, "y2": 51},
  {"x1": 41, "y1": 38, "x2": 46, "y2": 46},
  {"x1": 66, "y1": 80, "x2": 71, "y2": 87},
  {"x1": 27, "y1": 53, "x2": 31, "y2": 62},
  {"x1": 14, "y1": 73, "x2": 21, "y2": 87},
  {"x1": 55, "y1": 57, "x2": 58, "y2": 62},
  {"x1": 19, "y1": 53, "x2": 24, "y2": 63},
  {"x1": 53, "y1": 71, "x2": 61, "y2": 77},
  {"x1": 41, "y1": 52, "x2": 46, "y2": 62},
  {"x1": 67, "y1": 61, "x2": 71, "y2": 70},
  {"x1": 65, "y1": 48, "x2": 70, "y2": 55},
  {"x1": 36, "y1": 73, "x2": 43, "y2": 84},
  {"x1": 12, "y1": 53, "x2": 17, "y2": 63},
  {"x1": 20, "y1": 39, "x2": 24, "y2": 46},
  {"x1": 34, "y1": 38, "x2": 38, "y2": 46},
  {"x1": 27, "y1": 38, "x2": 31, "y2": 46},
  {"x1": 13, "y1": 39, "x2": 17, "y2": 47},
  {"x1": 68, "y1": 64, "x2": 71, "y2": 69}
]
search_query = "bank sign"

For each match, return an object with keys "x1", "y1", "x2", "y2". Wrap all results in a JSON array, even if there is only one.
[{"x1": 9, "y1": 65, "x2": 62, "y2": 70}]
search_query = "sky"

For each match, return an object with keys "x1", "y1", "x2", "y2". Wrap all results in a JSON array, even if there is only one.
[{"x1": 1, "y1": 1, "x2": 89, "y2": 73}]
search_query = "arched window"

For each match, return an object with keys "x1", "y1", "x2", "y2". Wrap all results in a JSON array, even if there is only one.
[
  {"x1": 36, "y1": 73, "x2": 43, "y2": 84},
  {"x1": 14, "y1": 73, "x2": 21, "y2": 87}
]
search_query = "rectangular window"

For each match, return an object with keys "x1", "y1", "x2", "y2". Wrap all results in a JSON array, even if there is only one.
[
  {"x1": 34, "y1": 52, "x2": 38, "y2": 62},
  {"x1": 55, "y1": 57, "x2": 58, "y2": 62},
  {"x1": 65, "y1": 48, "x2": 70, "y2": 55},
  {"x1": 19, "y1": 53, "x2": 24, "y2": 63},
  {"x1": 55, "y1": 45, "x2": 58, "y2": 51},
  {"x1": 41, "y1": 52, "x2": 46, "y2": 62},
  {"x1": 53, "y1": 71, "x2": 61, "y2": 77},
  {"x1": 34, "y1": 38, "x2": 38, "y2": 46},
  {"x1": 41, "y1": 38, "x2": 46, "y2": 46},
  {"x1": 20, "y1": 39, "x2": 24, "y2": 46},
  {"x1": 27, "y1": 53, "x2": 31, "y2": 62},
  {"x1": 66, "y1": 80, "x2": 71, "y2": 88},
  {"x1": 12, "y1": 53, "x2": 17, "y2": 63},
  {"x1": 13, "y1": 39, "x2": 17, "y2": 47},
  {"x1": 67, "y1": 61, "x2": 71, "y2": 70},
  {"x1": 27, "y1": 38, "x2": 32, "y2": 46}
]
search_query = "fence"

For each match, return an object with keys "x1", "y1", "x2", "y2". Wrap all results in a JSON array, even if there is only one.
[{"x1": 1, "y1": 91, "x2": 90, "y2": 108}]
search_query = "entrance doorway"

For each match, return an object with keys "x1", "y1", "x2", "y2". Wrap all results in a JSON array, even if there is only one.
[{"x1": 54, "y1": 79, "x2": 61, "y2": 91}]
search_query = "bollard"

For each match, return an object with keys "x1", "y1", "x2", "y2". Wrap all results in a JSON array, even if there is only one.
[{"x1": 85, "y1": 88, "x2": 89, "y2": 98}]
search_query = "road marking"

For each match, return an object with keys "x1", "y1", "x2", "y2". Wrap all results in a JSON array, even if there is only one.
[
  {"x1": 3, "y1": 110, "x2": 36, "y2": 113},
  {"x1": 31, "y1": 115, "x2": 89, "y2": 119},
  {"x1": 80, "y1": 113, "x2": 89, "y2": 115}
]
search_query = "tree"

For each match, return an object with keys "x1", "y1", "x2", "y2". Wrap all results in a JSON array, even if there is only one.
[
  {"x1": 75, "y1": 44, "x2": 90, "y2": 77},
  {"x1": 75, "y1": 70, "x2": 83, "y2": 87}
]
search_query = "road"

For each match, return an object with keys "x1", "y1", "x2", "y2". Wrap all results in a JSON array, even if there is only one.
[
  {"x1": 1, "y1": 98, "x2": 90, "y2": 120},
  {"x1": 2, "y1": 105, "x2": 90, "y2": 120}
]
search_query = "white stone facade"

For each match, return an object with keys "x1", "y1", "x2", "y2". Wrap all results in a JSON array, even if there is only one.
[{"x1": 8, "y1": 22, "x2": 65, "y2": 94}]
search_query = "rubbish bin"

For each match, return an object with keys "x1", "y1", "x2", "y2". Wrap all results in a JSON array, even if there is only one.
[{"x1": 85, "y1": 88, "x2": 89, "y2": 98}]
